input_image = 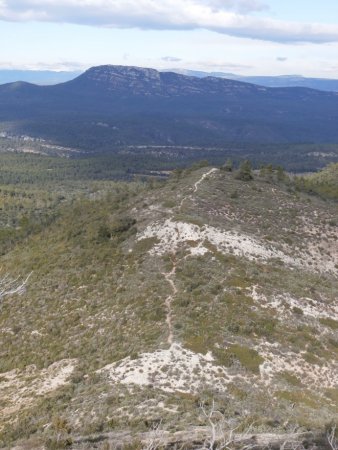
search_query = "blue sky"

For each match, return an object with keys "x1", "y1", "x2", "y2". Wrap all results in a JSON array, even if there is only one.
[{"x1": 1, "y1": 0, "x2": 338, "y2": 77}]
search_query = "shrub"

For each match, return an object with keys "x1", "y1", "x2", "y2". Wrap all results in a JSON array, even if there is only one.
[
  {"x1": 319, "y1": 317, "x2": 338, "y2": 330},
  {"x1": 215, "y1": 345, "x2": 264, "y2": 374}
]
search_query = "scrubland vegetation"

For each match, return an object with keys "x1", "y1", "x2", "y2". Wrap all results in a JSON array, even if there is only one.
[{"x1": 0, "y1": 151, "x2": 337, "y2": 449}]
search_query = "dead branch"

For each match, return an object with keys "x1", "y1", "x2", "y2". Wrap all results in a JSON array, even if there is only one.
[
  {"x1": 0, "y1": 271, "x2": 32, "y2": 300},
  {"x1": 327, "y1": 426, "x2": 337, "y2": 450},
  {"x1": 199, "y1": 400, "x2": 257, "y2": 450},
  {"x1": 142, "y1": 420, "x2": 165, "y2": 450}
]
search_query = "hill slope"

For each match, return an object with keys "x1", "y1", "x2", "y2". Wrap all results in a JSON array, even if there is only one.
[
  {"x1": 0, "y1": 166, "x2": 337, "y2": 448},
  {"x1": 1, "y1": 65, "x2": 338, "y2": 152},
  {"x1": 297, "y1": 162, "x2": 338, "y2": 199}
]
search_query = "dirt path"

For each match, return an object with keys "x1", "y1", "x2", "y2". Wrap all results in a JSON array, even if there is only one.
[
  {"x1": 193, "y1": 168, "x2": 218, "y2": 194},
  {"x1": 162, "y1": 256, "x2": 177, "y2": 345},
  {"x1": 179, "y1": 168, "x2": 218, "y2": 210},
  {"x1": 162, "y1": 168, "x2": 218, "y2": 344}
]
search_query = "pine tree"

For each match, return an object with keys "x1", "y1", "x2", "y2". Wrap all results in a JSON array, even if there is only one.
[
  {"x1": 235, "y1": 160, "x2": 253, "y2": 181},
  {"x1": 221, "y1": 159, "x2": 233, "y2": 172}
]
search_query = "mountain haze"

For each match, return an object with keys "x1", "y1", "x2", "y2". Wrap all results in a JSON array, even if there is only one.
[
  {"x1": 0, "y1": 70, "x2": 81, "y2": 86},
  {"x1": 171, "y1": 69, "x2": 338, "y2": 92}
]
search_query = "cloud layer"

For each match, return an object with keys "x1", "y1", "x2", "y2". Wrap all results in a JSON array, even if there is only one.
[{"x1": 1, "y1": 0, "x2": 338, "y2": 43}]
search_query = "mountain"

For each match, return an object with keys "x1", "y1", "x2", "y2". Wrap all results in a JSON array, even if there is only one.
[
  {"x1": 171, "y1": 69, "x2": 338, "y2": 92},
  {"x1": 0, "y1": 160, "x2": 337, "y2": 448},
  {"x1": 0, "y1": 70, "x2": 81, "y2": 86},
  {"x1": 243, "y1": 75, "x2": 338, "y2": 92},
  {"x1": 1, "y1": 68, "x2": 338, "y2": 92},
  {"x1": 1, "y1": 65, "x2": 338, "y2": 159}
]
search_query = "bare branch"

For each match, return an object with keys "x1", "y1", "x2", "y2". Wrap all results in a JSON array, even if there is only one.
[
  {"x1": 199, "y1": 400, "x2": 251, "y2": 450},
  {"x1": 327, "y1": 426, "x2": 338, "y2": 450},
  {"x1": 0, "y1": 271, "x2": 32, "y2": 300},
  {"x1": 143, "y1": 420, "x2": 165, "y2": 450}
]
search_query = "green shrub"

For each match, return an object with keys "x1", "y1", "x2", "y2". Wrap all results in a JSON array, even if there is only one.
[
  {"x1": 319, "y1": 318, "x2": 338, "y2": 330},
  {"x1": 215, "y1": 345, "x2": 264, "y2": 374}
]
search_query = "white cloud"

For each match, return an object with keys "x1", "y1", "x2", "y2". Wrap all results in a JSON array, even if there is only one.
[
  {"x1": 161, "y1": 56, "x2": 182, "y2": 62},
  {"x1": 0, "y1": 60, "x2": 87, "y2": 71},
  {"x1": 204, "y1": 0, "x2": 268, "y2": 13},
  {"x1": 192, "y1": 59, "x2": 253, "y2": 70},
  {"x1": 1, "y1": 0, "x2": 338, "y2": 43}
]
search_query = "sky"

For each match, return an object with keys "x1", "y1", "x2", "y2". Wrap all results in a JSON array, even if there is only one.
[{"x1": 1, "y1": 0, "x2": 338, "y2": 77}]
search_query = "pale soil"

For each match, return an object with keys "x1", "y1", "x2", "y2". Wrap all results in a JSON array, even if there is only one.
[
  {"x1": 137, "y1": 218, "x2": 338, "y2": 274},
  {"x1": 257, "y1": 342, "x2": 338, "y2": 389},
  {"x1": 250, "y1": 285, "x2": 338, "y2": 321},
  {"x1": 0, "y1": 359, "x2": 76, "y2": 426},
  {"x1": 97, "y1": 343, "x2": 244, "y2": 394}
]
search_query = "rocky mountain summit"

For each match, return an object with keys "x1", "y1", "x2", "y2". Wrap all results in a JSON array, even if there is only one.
[
  {"x1": 0, "y1": 164, "x2": 337, "y2": 448},
  {"x1": 74, "y1": 64, "x2": 262, "y2": 97}
]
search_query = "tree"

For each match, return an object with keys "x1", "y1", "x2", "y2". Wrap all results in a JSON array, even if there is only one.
[
  {"x1": 259, "y1": 163, "x2": 273, "y2": 182},
  {"x1": 276, "y1": 165, "x2": 287, "y2": 182},
  {"x1": 221, "y1": 159, "x2": 233, "y2": 172},
  {"x1": 235, "y1": 160, "x2": 253, "y2": 181}
]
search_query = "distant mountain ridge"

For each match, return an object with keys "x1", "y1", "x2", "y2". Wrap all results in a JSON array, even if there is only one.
[
  {"x1": 1, "y1": 64, "x2": 338, "y2": 152},
  {"x1": 2, "y1": 67, "x2": 338, "y2": 92},
  {"x1": 0, "y1": 69, "x2": 81, "y2": 86},
  {"x1": 169, "y1": 68, "x2": 338, "y2": 92}
]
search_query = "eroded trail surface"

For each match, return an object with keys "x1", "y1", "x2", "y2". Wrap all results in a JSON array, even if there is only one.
[
  {"x1": 179, "y1": 168, "x2": 218, "y2": 210},
  {"x1": 162, "y1": 256, "x2": 177, "y2": 345},
  {"x1": 163, "y1": 169, "x2": 218, "y2": 344},
  {"x1": 193, "y1": 168, "x2": 218, "y2": 194}
]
